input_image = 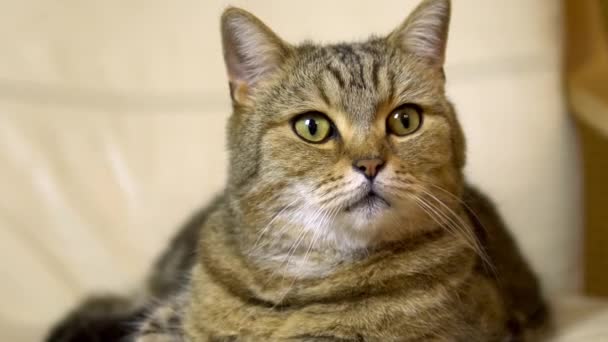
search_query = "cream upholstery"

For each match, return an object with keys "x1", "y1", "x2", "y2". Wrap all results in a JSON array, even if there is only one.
[{"x1": 0, "y1": 0, "x2": 605, "y2": 341}]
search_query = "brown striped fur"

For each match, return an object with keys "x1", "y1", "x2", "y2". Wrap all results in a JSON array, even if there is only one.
[{"x1": 47, "y1": 1, "x2": 549, "y2": 341}]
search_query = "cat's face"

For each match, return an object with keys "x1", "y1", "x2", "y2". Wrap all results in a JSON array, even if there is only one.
[{"x1": 222, "y1": 0, "x2": 465, "y2": 250}]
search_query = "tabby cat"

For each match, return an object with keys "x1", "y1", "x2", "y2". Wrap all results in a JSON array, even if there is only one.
[{"x1": 47, "y1": 0, "x2": 550, "y2": 341}]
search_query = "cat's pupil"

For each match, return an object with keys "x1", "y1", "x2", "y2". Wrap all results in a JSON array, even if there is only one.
[
  {"x1": 400, "y1": 113, "x2": 410, "y2": 128},
  {"x1": 306, "y1": 119, "x2": 318, "y2": 136}
]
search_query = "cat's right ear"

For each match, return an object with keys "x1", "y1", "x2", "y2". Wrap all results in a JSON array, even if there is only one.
[
  {"x1": 221, "y1": 8, "x2": 290, "y2": 105},
  {"x1": 387, "y1": 0, "x2": 451, "y2": 67}
]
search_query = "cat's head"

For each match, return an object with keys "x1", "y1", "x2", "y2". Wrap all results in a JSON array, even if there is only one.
[{"x1": 221, "y1": 0, "x2": 466, "y2": 250}]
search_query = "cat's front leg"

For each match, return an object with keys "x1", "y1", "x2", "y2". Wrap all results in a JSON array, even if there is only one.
[
  {"x1": 134, "y1": 334, "x2": 182, "y2": 342},
  {"x1": 134, "y1": 299, "x2": 186, "y2": 342}
]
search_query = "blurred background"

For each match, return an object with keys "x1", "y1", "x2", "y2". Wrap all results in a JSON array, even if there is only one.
[{"x1": 0, "y1": 0, "x2": 606, "y2": 341}]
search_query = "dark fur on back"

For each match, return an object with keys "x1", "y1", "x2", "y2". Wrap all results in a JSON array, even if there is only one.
[{"x1": 46, "y1": 198, "x2": 221, "y2": 342}]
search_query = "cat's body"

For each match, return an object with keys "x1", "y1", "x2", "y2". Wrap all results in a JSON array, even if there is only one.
[
  {"x1": 47, "y1": 1, "x2": 549, "y2": 341},
  {"x1": 137, "y1": 188, "x2": 538, "y2": 342}
]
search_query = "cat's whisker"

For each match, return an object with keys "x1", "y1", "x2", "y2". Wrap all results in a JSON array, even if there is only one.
[
  {"x1": 247, "y1": 197, "x2": 302, "y2": 256},
  {"x1": 411, "y1": 194, "x2": 457, "y2": 237},
  {"x1": 254, "y1": 201, "x2": 317, "y2": 256},
  {"x1": 284, "y1": 202, "x2": 342, "y2": 291},
  {"x1": 419, "y1": 191, "x2": 474, "y2": 242},
  {"x1": 274, "y1": 205, "x2": 332, "y2": 306},
  {"x1": 416, "y1": 188, "x2": 479, "y2": 246},
  {"x1": 412, "y1": 188, "x2": 493, "y2": 271},
  {"x1": 383, "y1": 180, "x2": 485, "y2": 262},
  {"x1": 235, "y1": 210, "x2": 314, "y2": 331},
  {"x1": 314, "y1": 181, "x2": 344, "y2": 198},
  {"x1": 276, "y1": 205, "x2": 324, "y2": 278},
  {"x1": 414, "y1": 195, "x2": 472, "y2": 245},
  {"x1": 411, "y1": 196, "x2": 486, "y2": 278},
  {"x1": 318, "y1": 182, "x2": 365, "y2": 208},
  {"x1": 422, "y1": 181, "x2": 489, "y2": 234},
  {"x1": 409, "y1": 195, "x2": 477, "y2": 278}
]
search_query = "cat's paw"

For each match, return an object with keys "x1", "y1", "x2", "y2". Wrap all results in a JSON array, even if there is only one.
[
  {"x1": 134, "y1": 333, "x2": 181, "y2": 342},
  {"x1": 135, "y1": 301, "x2": 185, "y2": 342},
  {"x1": 45, "y1": 296, "x2": 145, "y2": 342}
]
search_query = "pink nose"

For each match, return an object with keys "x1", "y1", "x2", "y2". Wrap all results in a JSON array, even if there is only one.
[{"x1": 353, "y1": 158, "x2": 385, "y2": 180}]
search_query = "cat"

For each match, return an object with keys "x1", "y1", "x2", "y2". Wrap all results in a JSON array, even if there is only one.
[{"x1": 47, "y1": 0, "x2": 550, "y2": 341}]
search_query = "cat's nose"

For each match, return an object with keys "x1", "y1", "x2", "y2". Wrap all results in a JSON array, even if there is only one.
[{"x1": 353, "y1": 158, "x2": 385, "y2": 180}]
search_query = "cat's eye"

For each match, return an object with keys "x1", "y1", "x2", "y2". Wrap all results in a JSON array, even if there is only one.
[
  {"x1": 293, "y1": 112, "x2": 334, "y2": 143},
  {"x1": 387, "y1": 104, "x2": 423, "y2": 136}
]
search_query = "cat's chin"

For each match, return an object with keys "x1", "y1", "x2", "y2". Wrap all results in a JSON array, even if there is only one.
[
  {"x1": 344, "y1": 192, "x2": 390, "y2": 216},
  {"x1": 339, "y1": 197, "x2": 396, "y2": 242},
  {"x1": 333, "y1": 197, "x2": 427, "y2": 248}
]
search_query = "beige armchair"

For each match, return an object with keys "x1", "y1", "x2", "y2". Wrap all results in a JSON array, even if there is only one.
[{"x1": 1, "y1": 1, "x2": 607, "y2": 340}]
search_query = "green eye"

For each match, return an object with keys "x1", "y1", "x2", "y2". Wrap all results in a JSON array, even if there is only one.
[
  {"x1": 293, "y1": 112, "x2": 334, "y2": 143},
  {"x1": 387, "y1": 104, "x2": 422, "y2": 136}
]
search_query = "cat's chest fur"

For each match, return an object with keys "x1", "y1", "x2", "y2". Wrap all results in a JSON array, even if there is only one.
[{"x1": 177, "y1": 212, "x2": 507, "y2": 342}]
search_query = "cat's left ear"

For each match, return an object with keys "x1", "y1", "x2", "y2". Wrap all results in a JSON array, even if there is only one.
[
  {"x1": 387, "y1": 0, "x2": 451, "y2": 67},
  {"x1": 221, "y1": 7, "x2": 291, "y2": 104}
]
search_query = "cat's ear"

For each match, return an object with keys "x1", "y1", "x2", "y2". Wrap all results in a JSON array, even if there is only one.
[
  {"x1": 387, "y1": 0, "x2": 451, "y2": 67},
  {"x1": 221, "y1": 7, "x2": 290, "y2": 104}
]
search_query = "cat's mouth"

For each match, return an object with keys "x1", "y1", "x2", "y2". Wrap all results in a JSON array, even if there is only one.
[{"x1": 344, "y1": 191, "x2": 390, "y2": 213}]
